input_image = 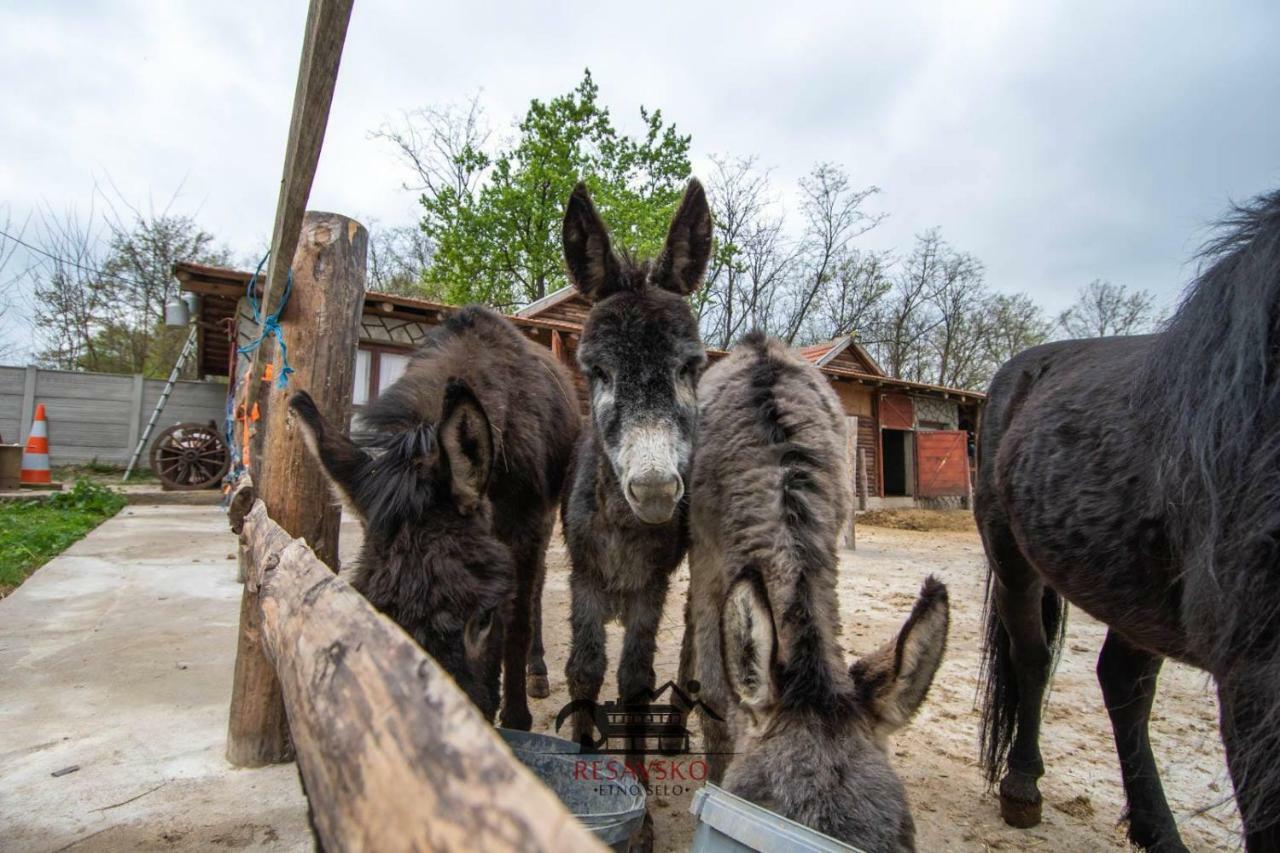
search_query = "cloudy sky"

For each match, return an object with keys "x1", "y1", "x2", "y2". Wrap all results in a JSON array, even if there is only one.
[{"x1": 2, "y1": 0, "x2": 1277, "y2": 359}]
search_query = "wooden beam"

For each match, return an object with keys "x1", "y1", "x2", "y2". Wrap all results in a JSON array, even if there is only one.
[
  {"x1": 239, "y1": 501, "x2": 604, "y2": 852},
  {"x1": 244, "y1": 0, "x2": 356, "y2": 421},
  {"x1": 227, "y1": 212, "x2": 367, "y2": 767}
]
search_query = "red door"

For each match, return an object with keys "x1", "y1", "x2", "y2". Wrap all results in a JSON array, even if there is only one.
[{"x1": 915, "y1": 430, "x2": 970, "y2": 498}]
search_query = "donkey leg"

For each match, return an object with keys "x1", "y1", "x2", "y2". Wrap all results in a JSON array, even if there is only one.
[
  {"x1": 526, "y1": 510, "x2": 555, "y2": 700},
  {"x1": 1097, "y1": 630, "x2": 1186, "y2": 852},
  {"x1": 499, "y1": 531, "x2": 539, "y2": 731},
  {"x1": 619, "y1": 581, "x2": 669, "y2": 760},
  {"x1": 1218, "y1": 664, "x2": 1280, "y2": 852},
  {"x1": 565, "y1": 571, "x2": 609, "y2": 747}
]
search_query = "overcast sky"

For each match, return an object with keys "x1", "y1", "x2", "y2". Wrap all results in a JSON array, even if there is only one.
[{"x1": 2, "y1": 0, "x2": 1278, "y2": 359}]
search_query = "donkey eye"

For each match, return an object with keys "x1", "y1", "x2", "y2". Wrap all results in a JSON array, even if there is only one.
[{"x1": 591, "y1": 367, "x2": 611, "y2": 386}]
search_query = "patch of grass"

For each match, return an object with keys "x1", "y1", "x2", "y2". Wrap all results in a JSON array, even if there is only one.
[
  {"x1": 51, "y1": 460, "x2": 157, "y2": 485},
  {"x1": 859, "y1": 508, "x2": 977, "y2": 532},
  {"x1": 0, "y1": 479, "x2": 127, "y2": 597}
]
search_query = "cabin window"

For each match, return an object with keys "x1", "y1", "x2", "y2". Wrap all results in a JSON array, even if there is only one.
[
  {"x1": 353, "y1": 349, "x2": 372, "y2": 405},
  {"x1": 378, "y1": 353, "x2": 411, "y2": 395},
  {"x1": 353, "y1": 346, "x2": 414, "y2": 405}
]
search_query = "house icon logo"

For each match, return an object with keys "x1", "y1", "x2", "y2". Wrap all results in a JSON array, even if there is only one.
[{"x1": 554, "y1": 680, "x2": 724, "y2": 755}]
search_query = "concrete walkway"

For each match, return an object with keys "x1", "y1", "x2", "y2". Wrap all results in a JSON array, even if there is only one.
[{"x1": 0, "y1": 505, "x2": 311, "y2": 852}]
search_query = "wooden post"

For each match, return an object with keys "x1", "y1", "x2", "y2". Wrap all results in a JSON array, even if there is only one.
[
  {"x1": 843, "y1": 416, "x2": 858, "y2": 550},
  {"x1": 226, "y1": 212, "x2": 367, "y2": 767},
  {"x1": 240, "y1": 502, "x2": 604, "y2": 851}
]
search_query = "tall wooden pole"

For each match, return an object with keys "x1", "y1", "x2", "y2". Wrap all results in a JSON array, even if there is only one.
[
  {"x1": 244, "y1": 0, "x2": 356, "y2": 432},
  {"x1": 227, "y1": 212, "x2": 367, "y2": 767}
]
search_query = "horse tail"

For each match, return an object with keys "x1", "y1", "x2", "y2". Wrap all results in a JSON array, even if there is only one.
[{"x1": 978, "y1": 569, "x2": 1068, "y2": 785}]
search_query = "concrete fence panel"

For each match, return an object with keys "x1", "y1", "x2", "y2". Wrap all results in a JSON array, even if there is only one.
[{"x1": 0, "y1": 365, "x2": 227, "y2": 466}]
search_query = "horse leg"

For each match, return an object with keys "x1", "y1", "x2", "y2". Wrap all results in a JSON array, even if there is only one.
[
  {"x1": 498, "y1": 529, "x2": 539, "y2": 731},
  {"x1": 985, "y1": 521, "x2": 1058, "y2": 828},
  {"x1": 525, "y1": 509, "x2": 554, "y2": 700},
  {"x1": 565, "y1": 568, "x2": 609, "y2": 747},
  {"x1": 1218, "y1": 664, "x2": 1280, "y2": 852},
  {"x1": 1097, "y1": 629, "x2": 1186, "y2": 852}
]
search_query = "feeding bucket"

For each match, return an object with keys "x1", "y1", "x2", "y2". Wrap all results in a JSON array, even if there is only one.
[
  {"x1": 690, "y1": 784, "x2": 867, "y2": 853},
  {"x1": 498, "y1": 729, "x2": 646, "y2": 852}
]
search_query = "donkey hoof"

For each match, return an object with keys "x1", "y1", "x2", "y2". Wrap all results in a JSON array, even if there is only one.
[
  {"x1": 527, "y1": 673, "x2": 551, "y2": 699},
  {"x1": 628, "y1": 811, "x2": 655, "y2": 853},
  {"x1": 500, "y1": 709, "x2": 533, "y2": 731},
  {"x1": 998, "y1": 790, "x2": 1042, "y2": 828}
]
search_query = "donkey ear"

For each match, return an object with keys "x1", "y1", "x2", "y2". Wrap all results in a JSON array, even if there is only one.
[
  {"x1": 850, "y1": 576, "x2": 949, "y2": 737},
  {"x1": 439, "y1": 379, "x2": 493, "y2": 515},
  {"x1": 653, "y1": 179, "x2": 713, "y2": 296},
  {"x1": 562, "y1": 182, "x2": 620, "y2": 302},
  {"x1": 289, "y1": 390, "x2": 373, "y2": 519},
  {"x1": 720, "y1": 572, "x2": 778, "y2": 723}
]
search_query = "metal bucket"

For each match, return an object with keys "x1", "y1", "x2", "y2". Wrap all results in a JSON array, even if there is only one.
[
  {"x1": 690, "y1": 784, "x2": 867, "y2": 853},
  {"x1": 498, "y1": 729, "x2": 646, "y2": 851}
]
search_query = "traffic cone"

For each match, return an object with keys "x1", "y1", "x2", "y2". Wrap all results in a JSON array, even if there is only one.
[{"x1": 20, "y1": 403, "x2": 53, "y2": 487}]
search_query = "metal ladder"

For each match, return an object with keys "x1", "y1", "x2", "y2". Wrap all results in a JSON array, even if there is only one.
[{"x1": 122, "y1": 323, "x2": 199, "y2": 481}]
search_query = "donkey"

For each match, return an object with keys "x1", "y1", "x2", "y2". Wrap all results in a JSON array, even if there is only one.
[
  {"x1": 680, "y1": 333, "x2": 950, "y2": 852},
  {"x1": 977, "y1": 189, "x2": 1280, "y2": 852},
  {"x1": 289, "y1": 305, "x2": 579, "y2": 727},
  {"x1": 560, "y1": 180, "x2": 712, "y2": 750}
]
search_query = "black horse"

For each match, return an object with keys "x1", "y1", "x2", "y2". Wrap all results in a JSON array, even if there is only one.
[{"x1": 977, "y1": 190, "x2": 1280, "y2": 851}]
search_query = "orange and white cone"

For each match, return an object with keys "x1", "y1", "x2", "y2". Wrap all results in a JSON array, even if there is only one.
[{"x1": 20, "y1": 403, "x2": 52, "y2": 486}]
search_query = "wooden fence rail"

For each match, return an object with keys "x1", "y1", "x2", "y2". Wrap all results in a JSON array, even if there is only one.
[{"x1": 238, "y1": 498, "x2": 604, "y2": 852}]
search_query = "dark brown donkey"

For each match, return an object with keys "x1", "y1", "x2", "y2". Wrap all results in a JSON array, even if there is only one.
[
  {"x1": 290, "y1": 305, "x2": 578, "y2": 727},
  {"x1": 978, "y1": 189, "x2": 1280, "y2": 851},
  {"x1": 559, "y1": 180, "x2": 712, "y2": 751}
]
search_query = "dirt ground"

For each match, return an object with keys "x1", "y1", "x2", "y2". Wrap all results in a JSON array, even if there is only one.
[{"x1": 528, "y1": 524, "x2": 1241, "y2": 852}]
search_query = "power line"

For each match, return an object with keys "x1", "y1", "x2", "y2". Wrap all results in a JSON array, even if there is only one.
[{"x1": 0, "y1": 226, "x2": 152, "y2": 288}]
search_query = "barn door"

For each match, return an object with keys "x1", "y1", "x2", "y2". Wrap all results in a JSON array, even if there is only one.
[{"x1": 914, "y1": 430, "x2": 970, "y2": 498}]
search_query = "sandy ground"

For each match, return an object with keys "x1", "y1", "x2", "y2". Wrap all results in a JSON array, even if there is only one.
[
  {"x1": 0, "y1": 506, "x2": 1241, "y2": 852},
  {"x1": 527, "y1": 524, "x2": 1241, "y2": 852},
  {"x1": 0, "y1": 505, "x2": 310, "y2": 852}
]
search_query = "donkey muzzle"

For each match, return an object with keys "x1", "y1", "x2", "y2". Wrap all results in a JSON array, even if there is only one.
[{"x1": 625, "y1": 469, "x2": 684, "y2": 524}]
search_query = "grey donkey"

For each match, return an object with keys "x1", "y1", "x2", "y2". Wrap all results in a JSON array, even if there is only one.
[
  {"x1": 680, "y1": 332, "x2": 950, "y2": 852},
  {"x1": 290, "y1": 306, "x2": 579, "y2": 728},
  {"x1": 560, "y1": 179, "x2": 713, "y2": 748}
]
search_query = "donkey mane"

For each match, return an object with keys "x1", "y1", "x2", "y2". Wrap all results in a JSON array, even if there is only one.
[
  {"x1": 732, "y1": 331, "x2": 853, "y2": 716},
  {"x1": 1142, "y1": 190, "x2": 1280, "y2": 648}
]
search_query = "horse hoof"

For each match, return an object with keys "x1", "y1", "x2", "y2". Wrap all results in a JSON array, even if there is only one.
[
  {"x1": 527, "y1": 674, "x2": 551, "y2": 699},
  {"x1": 999, "y1": 792, "x2": 1042, "y2": 828}
]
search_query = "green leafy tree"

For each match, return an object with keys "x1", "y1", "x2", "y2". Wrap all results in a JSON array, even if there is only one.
[{"x1": 386, "y1": 71, "x2": 693, "y2": 307}]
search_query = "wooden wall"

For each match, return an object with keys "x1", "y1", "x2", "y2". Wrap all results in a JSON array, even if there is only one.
[{"x1": 829, "y1": 380, "x2": 880, "y2": 498}]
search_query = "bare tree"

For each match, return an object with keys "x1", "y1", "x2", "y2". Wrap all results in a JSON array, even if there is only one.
[
  {"x1": 807, "y1": 249, "x2": 891, "y2": 343},
  {"x1": 371, "y1": 93, "x2": 491, "y2": 201},
  {"x1": 29, "y1": 190, "x2": 228, "y2": 375},
  {"x1": 984, "y1": 292, "x2": 1052, "y2": 370},
  {"x1": 927, "y1": 248, "x2": 986, "y2": 387},
  {"x1": 31, "y1": 204, "x2": 112, "y2": 371},
  {"x1": 1058, "y1": 278, "x2": 1158, "y2": 337},
  {"x1": 780, "y1": 164, "x2": 883, "y2": 344},
  {"x1": 869, "y1": 229, "x2": 945, "y2": 380},
  {"x1": 0, "y1": 206, "x2": 31, "y2": 361},
  {"x1": 368, "y1": 222, "x2": 438, "y2": 297},
  {"x1": 699, "y1": 156, "x2": 795, "y2": 347}
]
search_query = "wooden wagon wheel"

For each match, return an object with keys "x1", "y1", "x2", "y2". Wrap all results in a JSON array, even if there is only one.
[{"x1": 150, "y1": 422, "x2": 230, "y2": 491}]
